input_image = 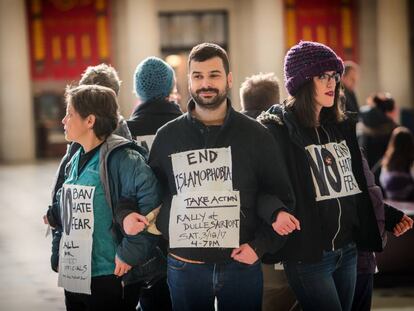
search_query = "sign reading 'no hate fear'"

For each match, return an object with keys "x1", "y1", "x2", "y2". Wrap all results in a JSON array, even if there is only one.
[
  {"x1": 305, "y1": 140, "x2": 361, "y2": 202},
  {"x1": 169, "y1": 147, "x2": 240, "y2": 248},
  {"x1": 58, "y1": 184, "x2": 95, "y2": 295}
]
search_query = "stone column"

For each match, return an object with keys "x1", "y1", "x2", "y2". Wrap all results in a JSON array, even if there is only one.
[
  {"x1": 251, "y1": 0, "x2": 286, "y2": 97},
  {"x1": 377, "y1": 0, "x2": 411, "y2": 108},
  {"x1": 0, "y1": 0, "x2": 35, "y2": 161},
  {"x1": 114, "y1": 0, "x2": 160, "y2": 116}
]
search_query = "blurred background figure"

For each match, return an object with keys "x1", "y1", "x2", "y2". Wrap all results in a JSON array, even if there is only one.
[
  {"x1": 380, "y1": 127, "x2": 414, "y2": 201},
  {"x1": 341, "y1": 61, "x2": 360, "y2": 114},
  {"x1": 239, "y1": 72, "x2": 280, "y2": 119},
  {"x1": 126, "y1": 56, "x2": 184, "y2": 311},
  {"x1": 358, "y1": 92, "x2": 399, "y2": 170},
  {"x1": 239, "y1": 72, "x2": 299, "y2": 311},
  {"x1": 128, "y1": 57, "x2": 182, "y2": 152}
]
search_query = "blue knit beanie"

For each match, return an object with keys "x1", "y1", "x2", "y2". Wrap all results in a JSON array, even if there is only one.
[
  {"x1": 134, "y1": 57, "x2": 175, "y2": 102},
  {"x1": 284, "y1": 41, "x2": 344, "y2": 96}
]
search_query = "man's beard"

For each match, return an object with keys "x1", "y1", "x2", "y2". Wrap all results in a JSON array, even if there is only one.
[{"x1": 190, "y1": 85, "x2": 229, "y2": 110}]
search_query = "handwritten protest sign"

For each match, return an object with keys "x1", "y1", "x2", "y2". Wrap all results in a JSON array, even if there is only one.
[
  {"x1": 58, "y1": 184, "x2": 95, "y2": 294},
  {"x1": 171, "y1": 147, "x2": 233, "y2": 193},
  {"x1": 305, "y1": 140, "x2": 361, "y2": 201},
  {"x1": 169, "y1": 190, "x2": 240, "y2": 248}
]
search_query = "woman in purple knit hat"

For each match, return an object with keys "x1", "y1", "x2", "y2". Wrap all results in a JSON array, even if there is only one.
[{"x1": 258, "y1": 41, "x2": 412, "y2": 311}]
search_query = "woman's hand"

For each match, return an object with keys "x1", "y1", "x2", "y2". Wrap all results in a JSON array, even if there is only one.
[
  {"x1": 114, "y1": 255, "x2": 131, "y2": 277},
  {"x1": 123, "y1": 212, "x2": 149, "y2": 235},
  {"x1": 393, "y1": 214, "x2": 413, "y2": 237},
  {"x1": 272, "y1": 211, "x2": 301, "y2": 235}
]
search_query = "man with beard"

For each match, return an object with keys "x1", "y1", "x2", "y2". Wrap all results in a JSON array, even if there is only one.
[{"x1": 122, "y1": 43, "x2": 296, "y2": 311}]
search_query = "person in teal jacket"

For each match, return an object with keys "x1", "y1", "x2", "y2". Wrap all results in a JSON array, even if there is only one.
[{"x1": 52, "y1": 84, "x2": 161, "y2": 310}]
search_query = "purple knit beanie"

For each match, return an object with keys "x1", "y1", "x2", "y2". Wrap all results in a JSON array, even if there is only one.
[{"x1": 284, "y1": 41, "x2": 344, "y2": 96}]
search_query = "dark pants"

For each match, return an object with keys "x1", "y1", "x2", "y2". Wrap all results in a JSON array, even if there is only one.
[
  {"x1": 351, "y1": 273, "x2": 373, "y2": 311},
  {"x1": 64, "y1": 275, "x2": 124, "y2": 311},
  {"x1": 167, "y1": 255, "x2": 263, "y2": 311},
  {"x1": 284, "y1": 243, "x2": 357, "y2": 311},
  {"x1": 124, "y1": 277, "x2": 172, "y2": 311}
]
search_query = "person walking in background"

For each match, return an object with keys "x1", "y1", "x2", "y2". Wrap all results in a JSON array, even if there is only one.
[
  {"x1": 239, "y1": 72, "x2": 280, "y2": 119},
  {"x1": 352, "y1": 150, "x2": 413, "y2": 311},
  {"x1": 380, "y1": 127, "x2": 414, "y2": 201},
  {"x1": 341, "y1": 61, "x2": 360, "y2": 114},
  {"x1": 124, "y1": 42, "x2": 295, "y2": 311},
  {"x1": 54, "y1": 84, "x2": 161, "y2": 310},
  {"x1": 358, "y1": 92, "x2": 398, "y2": 170},
  {"x1": 260, "y1": 41, "x2": 384, "y2": 311},
  {"x1": 239, "y1": 72, "x2": 300, "y2": 311},
  {"x1": 128, "y1": 57, "x2": 182, "y2": 152}
]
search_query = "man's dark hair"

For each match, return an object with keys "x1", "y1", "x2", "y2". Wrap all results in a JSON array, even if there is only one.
[
  {"x1": 284, "y1": 80, "x2": 344, "y2": 128},
  {"x1": 65, "y1": 84, "x2": 119, "y2": 139},
  {"x1": 240, "y1": 73, "x2": 280, "y2": 112},
  {"x1": 372, "y1": 92, "x2": 395, "y2": 113},
  {"x1": 79, "y1": 63, "x2": 121, "y2": 95},
  {"x1": 188, "y1": 43, "x2": 230, "y2": 74},
  {"x1": 343, "y1": 60, "x2": 359, "y2": 76}
]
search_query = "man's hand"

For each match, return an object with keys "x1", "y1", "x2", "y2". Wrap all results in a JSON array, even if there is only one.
[
  {"x1": 114, "y1": 255, "x2": 131, "y2": 277},
  {"x1": 231, "y1": 243, "x2": 259, "y2": 265},
  {"x1": 272, "y1": 211, "x2": 300, "y2": 235},
  {"x1": 123, "y1": 212, "x2": 149, "y2": 235},
  {"x1": 43, "y1": 214, "x2": 49, "y2": 225},
  {"x1": 393, "y1": 214, "x2": 413, "y2": 237}
]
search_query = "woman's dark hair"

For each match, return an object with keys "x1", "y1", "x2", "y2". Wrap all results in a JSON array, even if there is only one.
[
  {"x1": 65, "y1": 84, "x2": 119, "y2": 140},
  {"x1": 284, "y1": 79, "x2": 344, "y2": 128},
  {"x1": 382, "y1": 127, "x2": 414, "y2": 172}
]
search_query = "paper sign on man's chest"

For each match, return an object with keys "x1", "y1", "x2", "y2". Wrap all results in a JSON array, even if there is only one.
[
  {"x1": 171, "y1": 147, "x2": 233, "y2": 193},
  {"x1": 169, "y1": 190, "x2": 240, "y2": 248},
  {"x1": 169, "y1": 147, "x2": 240, "y2": 248}
]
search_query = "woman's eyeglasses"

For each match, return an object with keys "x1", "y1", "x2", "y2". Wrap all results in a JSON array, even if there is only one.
[{"x1": 316, "y1": 73, "x2": 341, "y2": 84}]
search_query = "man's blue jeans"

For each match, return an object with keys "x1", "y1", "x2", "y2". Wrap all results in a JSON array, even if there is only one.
[
  {"x1": 167, "y1": 255, "x2": 263, "y2": 311},
  {"x1": 283, "y1": 243, "x2": 357, "y2": 311}
]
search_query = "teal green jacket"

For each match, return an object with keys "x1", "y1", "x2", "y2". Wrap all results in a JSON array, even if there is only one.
[{"x1": 51, "y1": 134, "x2": 162, "y2": 284}]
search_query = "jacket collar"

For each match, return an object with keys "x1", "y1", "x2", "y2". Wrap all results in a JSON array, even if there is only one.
[
  {"x1": 265, "y1": 104, "x2": 307, "y2": 148},
  {"x1": 185, "y1": 97, "x2": 234, "y2": 129},
  {"x1": 131, "y1": 98, "x2": 182, "y2": 119}
]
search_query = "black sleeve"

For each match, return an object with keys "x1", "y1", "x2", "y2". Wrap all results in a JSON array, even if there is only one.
[
  {"x1": 148, "y1": 132, "x2": 173, "y2": 239},
  {"x1": 114, "y1": 197, "x2": 139, "y2": 234},
  {"x1": 256, "y1": 126, "x2": 296, "y2": 225},
  {"x1": 248, "y1": 221, "x2": 286, "y2": 258},
  {"x1": 384, "y1": 203, "x2": 404, "y2": 232}
]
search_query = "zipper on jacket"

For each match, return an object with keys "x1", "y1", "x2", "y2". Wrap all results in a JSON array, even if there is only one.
[{"x1": 331, "y1": 198, "x2": 342, "y2": 250}]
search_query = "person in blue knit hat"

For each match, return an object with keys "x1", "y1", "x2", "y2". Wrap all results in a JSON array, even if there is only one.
[
  {"x1": 128, "y1": 57, "x2": 182, "y2": 152},
  {"x1": 134, "y1": 57, "x2": 175, "y2": 103},
  {"x1": 125, "y1": 57, "x2": 182, "y2": 311}
]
